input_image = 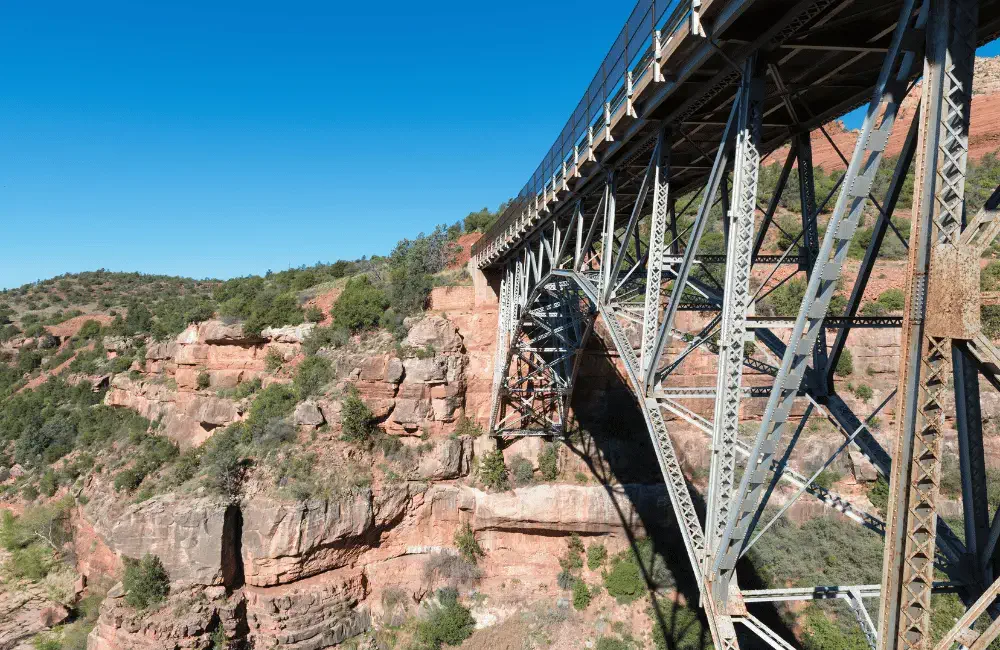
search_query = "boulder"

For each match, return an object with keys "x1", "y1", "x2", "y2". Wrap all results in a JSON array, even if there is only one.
[
  {"x1": 415, "y1": 438, "x2": 471, "y2": 480},
  {"x1": 178, "y1": 320, "x2": 266, "y2": 345},
  {"x1": 391, "y1": 398, "x2": 432, "y2": 428},
  {"x1": 386, "y1": 358, "x2": 405, "y2": 384},
  {"x1": 402, "y1": 358, "x2": 446, "y2": 384},
  {"x1": 262, "y1": 323, "x2": 316, "y2": 343},
  {"x1": 145, "y1": 340, "x2": 178, "y2": 361},
  {"x1": 38, "y1": 605, "x2": 69, "y2": 627},
  {"x1": 404, "y1": 316, "x2": 464, "y2": 355},
  {"x1": 241, "y1": 492, "x2": 377, "y2": 586},
  {"x1": 295, "y1": 401, "x2": 325, "y2": 426}
]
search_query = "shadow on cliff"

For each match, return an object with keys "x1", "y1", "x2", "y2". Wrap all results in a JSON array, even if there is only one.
[{"x1": 559, "y1": 333, "x2": 796, "y2": 649}]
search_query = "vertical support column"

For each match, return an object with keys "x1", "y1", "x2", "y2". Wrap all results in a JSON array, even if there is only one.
[
  {"x1": 954, "y1": 344, "x2": 989, "y2": 581},
  {"x1": 488, "y1": 265, "x2": 513, "y2": 434},
  {"x1": 600, "y1": 172, "x2": 617, "y2": 297},
  {"x1": 796, "y1": 133, "x2": 830, "y2": 396},
  {"x1": 707, "y1": 56, "x2": 764, "y2": 561},
  {"x1": 879, "y1": 0, "x2": 977, "y2": 647},
  {"x1": 641, "y1": 127, "x2": 671, "y2": 382}
]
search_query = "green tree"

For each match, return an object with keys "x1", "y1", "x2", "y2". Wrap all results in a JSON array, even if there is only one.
[
  {"x1": 122, "y1": 553, "x2": 170, "y2": 609},
  {"x1": 572, "y1": 579, "x2": 592, "y2": 610},
  {"x1": 413, "y1": 588, "x2": 475, "y2": 650},
  {"x1": 341, "y1": 388, "x2": 377, "y2": 442},
  {"x1": 331, "y1": 277, "x2": 389, "y2": 332},
  {"x1": 293, "y1": 356, "x2": 332, "y2": 398},
  {"x1": 478, "y1": 450, "x2": 509, "y2": 491}
]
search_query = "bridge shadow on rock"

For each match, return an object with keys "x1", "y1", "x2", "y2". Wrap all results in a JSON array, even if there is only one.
[{"x1": 562, "y1": 334, "x2": 797, "y2": 649}]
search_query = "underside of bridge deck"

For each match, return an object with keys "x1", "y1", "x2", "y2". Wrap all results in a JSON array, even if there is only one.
[{"x1": 475, "y1": 0, "x2": 1000, "y2": 648}]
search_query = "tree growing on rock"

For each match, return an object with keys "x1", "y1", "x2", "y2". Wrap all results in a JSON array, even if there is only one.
[
  {"x1": 477, "y1": 450, "x2": 509, "y2": 491},
  {"x1": 123, "y1": 553, "x2": 170, "y2": 609},
  {"x1": 341, "y1": 387, "x2": 377, "y2": 443}
]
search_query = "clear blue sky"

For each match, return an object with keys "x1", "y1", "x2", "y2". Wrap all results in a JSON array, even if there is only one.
[
  {"x1": 0, "y1": 0, "x2": 639, "y2": 288},
  {"x1": 3, "y1": 4, "x2": 999, "y2": 290}
]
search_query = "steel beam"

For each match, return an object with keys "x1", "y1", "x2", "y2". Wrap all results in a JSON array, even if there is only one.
[
  {"x1": 713, "y1": 0, "x2": 927, "y2": 602},
  {"x1": 707, "y1": 56, "x2": 764, "y2": 557}
]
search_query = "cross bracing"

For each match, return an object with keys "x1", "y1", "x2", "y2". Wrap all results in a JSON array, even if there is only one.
[{"x1": 473, "y1": 0, "x2": 1000, "y2": 648}]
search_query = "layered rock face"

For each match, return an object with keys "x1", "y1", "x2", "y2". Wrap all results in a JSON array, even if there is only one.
[{"x1": 80, "y1": 271, "x2": 950, "y2": 650}]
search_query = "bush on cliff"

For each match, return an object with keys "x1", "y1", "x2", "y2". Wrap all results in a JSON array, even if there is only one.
[
  {"x1": 454, "y1": 523, "x2": 484, "y2": 564},
  {"x1": 413, "y1": 588, "x2": 475, "y2": 650},
  {"x1": 1, "y1": 497, "x2": 73, "y2": 581},
  {"x1": 331, "y1": 276, "x2": 389, "y2": 332},
  {"x1": 477, "y1": 450, "x2": 509, "y2": 491},
  {"x1": 122, "y1": 553, "x2": 170, "y2": 609},
  {"x1": 341, "y1": 387, "x2": 378, "y2": 442},
  {"x1": 294, "y1": 356, "x2": 332, "y2": 398},
  {"x1": 302, "y1": 324, "x2": 350, "y2": 355},
  {"x1": 215, "y1": 276, "x2": 304, "y2": 336}
]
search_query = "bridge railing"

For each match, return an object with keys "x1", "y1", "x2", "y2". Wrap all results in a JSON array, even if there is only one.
[{"x1": 471, "y1": 0, "x2": 696, "y2": 262}]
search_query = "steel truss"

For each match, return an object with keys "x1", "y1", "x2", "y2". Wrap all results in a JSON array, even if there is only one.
[{"x1": 478, "y1": 0, "x2": 1000, "y2": 647}]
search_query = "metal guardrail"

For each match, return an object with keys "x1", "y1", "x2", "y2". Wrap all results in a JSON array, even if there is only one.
[{"x1": 471, "y1": 0, "x2": 696, "y2": 261}]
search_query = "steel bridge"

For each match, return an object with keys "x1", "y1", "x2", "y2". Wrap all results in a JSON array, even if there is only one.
[{"x1": 472, "y1": 0, "x2": 1000, "y2": 648}]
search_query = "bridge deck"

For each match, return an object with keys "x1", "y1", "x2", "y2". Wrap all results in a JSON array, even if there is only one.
[{"x1": 472, "y1": 0, "x2": 1000, "y2": 269}]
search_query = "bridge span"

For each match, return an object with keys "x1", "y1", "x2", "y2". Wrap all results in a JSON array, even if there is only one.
[{"x1": 472, "y1": 0, "x2": 1000, "y2": 648}]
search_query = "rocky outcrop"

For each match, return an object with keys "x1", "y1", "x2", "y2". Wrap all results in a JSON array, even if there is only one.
[
  {"x1": 105, "y1": 376, "x2": 241, "y2": 449},
  {"x1": 245, "y1": 573, "x2": 370, "y2": 650},
  {"x1": 241, "y1": 489, "x2": 406, "y2": 587},
  {"x1": 85, "y1": 494, "x2": 230, "y2": 587},
  {"x1": 88, "y1": 585, "x2": 237, "y2": 650},
  {"x1": 0, "y1": 576, "x2": 69, "y2": 650}
]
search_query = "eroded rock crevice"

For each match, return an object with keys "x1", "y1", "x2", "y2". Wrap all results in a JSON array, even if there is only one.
[{"x1": 222, "y1": 504, "x2": 245, "y2": 594}]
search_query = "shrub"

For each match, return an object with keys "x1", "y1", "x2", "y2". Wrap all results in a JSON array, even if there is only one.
[
  {"x1": 38, "y1": 469, "x2": 58, "y2": 497},
  {"x1": 413, "y1": 588, "x2": 475, "y2": 650},
  {"x1": 538, "y1": 443, "x2": 558, "y2": 481},
  {"x1": 114, "y1": 468, "x2": 144, "y2": 493},
  {"x1": 813, "y1": 470, "x2": 841, "y2": 491},
  {"x1": 868, "y1": 476, "x2": 890, "y2": 515},
  {"x1": 331, "y1": 276, "x2": 389, "y2": 332},
  {"x1": 341, "y1": 389, "x2": 377, "y2": 442},
  {"x1": 265, "y1": 349, "x2": 284, "y2": 371},
  {"x1": 294, "y1": 355, "x2": 332, "y2": 398},
  {"x1": 834, "y1": 349, "x2": 853, "y2": 377},
  {"x1": 587, "y1": 543, "x2": 607, "y2": 570},
  {"x1": 596, "y1": 637, "x2": 629, "y2": 650},
  {"x1": 454, "y1": 416, "x2": 483, "y2": 438},
  {"x1": 196, "y1": 371, "x2": 210, "y2": 390},
  {"x1": 423, "y1": 552, "x2": 482, "y2": 589},
  {"x1": 604, "y1": 554, "x2": 646, "y2": 603},
  {"x1": 650, "y1": 599, "x2": 708, "y2": 650},
  {"x1": 122, "y1": 553, "x2": 170, "y2": 609},
  {"x1": 854, "y1": 383, "x2": 873, "y2": 401},
  {"x1": 77, "y1": 320, "x2": 102, "y2": 340},
  {"x1": 478, "y1": 450, "x2": 509, "y2": 491},
  {"x1": 454, "y1": 523, "x2": 485, "y2": 564},
  {"x1": 876, "y1": 288, "x2": 905, "y2": 312},
  {"x1": 247, "y1": 385, "x2": 297, "y2": 432},
  {"x1": 557, "y1": 569, "x2": 576, "y2": 590},
  {"x1": 984, "y1": 305, "x2": 1000, "y2": 339},
  {"x1": 304, "y1": 305, "x2": 324, "y2": 323},
  {"x1": 200, "y1": 426, "x2": 248, "y2": 497},
  {"x1": 572, "y1": 579, "x2": 592, "y2": 611},
  {"x1": 302, "y1": 325, "x2": 350, "y2": 355},
  {"x1": 510, "y1": 454, "x2": 534, "y2": 485}
]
